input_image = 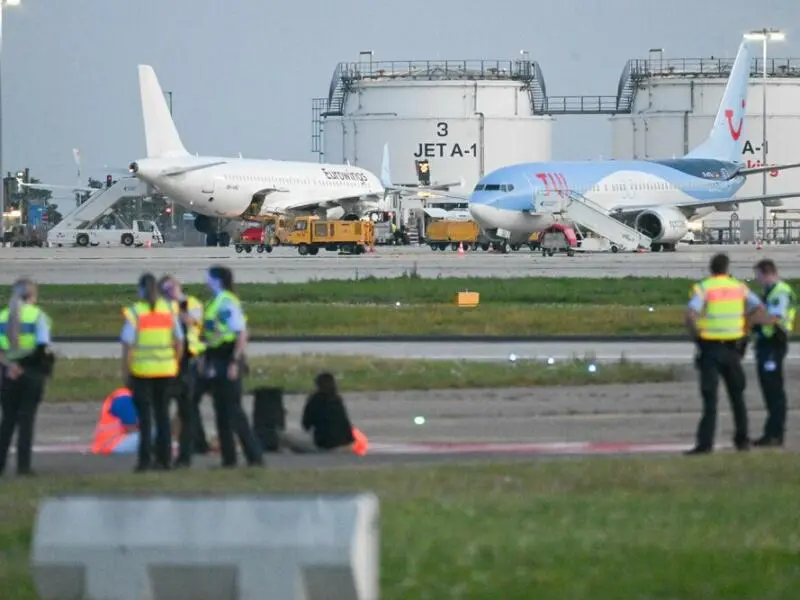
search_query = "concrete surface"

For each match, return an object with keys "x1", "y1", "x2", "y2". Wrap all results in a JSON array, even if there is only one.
[
  {"x1": 1, "y1": 243, "x2": 797, "y2": 284},
  {"x1": 53, "y1": 339, "x2": 794, "y2": 364},
  {"x1": 22, "y1": 362, "x2": 799, "y2": 475},
  {"x1": 32, "y1": 494, "x2": 379, "y2": 600}
]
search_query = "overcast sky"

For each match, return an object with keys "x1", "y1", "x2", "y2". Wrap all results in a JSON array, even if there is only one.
[{"x1": 3, "y1": 0, "x2": 798, "y2": 201}]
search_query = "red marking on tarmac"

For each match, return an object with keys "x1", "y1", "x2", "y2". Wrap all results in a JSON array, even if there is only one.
[
  {"x1": 29, "y1": 441, "x2": 702, "y2": 456},
  {"x1": 366, "y1": 441, "x2": 694, "y2": 455},
  {"x1": 39, "y1": 440, "x2": 765, "y2": 458}
]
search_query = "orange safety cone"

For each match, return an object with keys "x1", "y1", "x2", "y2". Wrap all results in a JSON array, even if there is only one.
[
  {"x1": 756, "y1": 239, "x2": 763, "y2": 251},
  {"x1": 352, "y1": 427, "x2": 368, "y2": 456},
  {"x1": 457, "y1": 241, "x2": 465, "y2": 255},
  {"x1": 144, "y1": 239, "x2": 152, "y2": 249}
]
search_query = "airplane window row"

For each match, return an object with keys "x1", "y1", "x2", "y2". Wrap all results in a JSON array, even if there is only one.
[
  {"x1": 473, "y1": 180, "x2": 723, "y2": 194},
  {"x1": 473, "y1": 184, "x2": 515, "y2": 192},
  {"x1": 223, "y1": 174, "x2": 367, "y2": 187}
]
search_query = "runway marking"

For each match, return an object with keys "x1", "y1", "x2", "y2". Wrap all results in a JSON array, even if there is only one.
[{"x1": 29, "y1": 440, "x2": 722, "y2": 456}]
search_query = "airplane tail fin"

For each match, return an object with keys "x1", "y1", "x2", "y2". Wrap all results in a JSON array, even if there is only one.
[
  {"x1": 380, "y1": 143, "x2": 393, "y2": 188},
  {"x1": 684, "y1": 41, "x2": 750, "y2": 163},
  {"x1": 137, "y1": 65, "x2": 189, "y2": 158}
]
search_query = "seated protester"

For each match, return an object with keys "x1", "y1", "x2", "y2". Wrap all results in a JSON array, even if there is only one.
[
  {"x1": 279, "y1": 372, "x2": 356, "y2": 453},
  {"x1": 91, "y1": 388, "x2": 141, "y2": 454}
]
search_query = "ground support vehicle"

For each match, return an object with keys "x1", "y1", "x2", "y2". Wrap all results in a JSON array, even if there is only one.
[
  {"x1": 539, "y1": 224, "x2": 578, "y2": 257},
  {"x1": 286, "y1": 217, "x2": 375, "y2": 256},
  {"x1": 53, "y1": 219, "x2": 164, "y2": 248},
  {"x1": 234, "y1": 226, "x2": 272, "y2": 254}
]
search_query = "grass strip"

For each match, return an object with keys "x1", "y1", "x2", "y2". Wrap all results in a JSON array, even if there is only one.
[
  {"x1": 44, "y1": 356, "x2": 676, "y2": 403},
  {"x1": 2, "y1": 454, "x2": 799, "y2": 599},
  {"x1": 22, "y1": 275, "x2": 784, "y2": 306},
  {"x1": 48, "y1": 304, "x2": 684, "y2": 336}
]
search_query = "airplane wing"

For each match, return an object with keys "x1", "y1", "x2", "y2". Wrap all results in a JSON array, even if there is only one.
[
  {"x1": 19, "y1": 182, "x2": 95, "y2": 193},
  {"x1": 731, "y1": 161, "x2": 800, "y2": 178},
  {"x1": 160, "y1": 161, "x2": 227, "y2": 177},
  {"x1": 609, "y1": 191, "x2": 800, "y2": 216}
]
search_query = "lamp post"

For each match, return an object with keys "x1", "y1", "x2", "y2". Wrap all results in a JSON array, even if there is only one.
[
  {"x1": 0, "y1": 0, "x2": 21, "y2": 244},
  {"x1": 164, "y1": 90, "x2": 175, "y2": 228},
  {"x1": 744, "y1": 28, "x2": 785, "y2": 241}
]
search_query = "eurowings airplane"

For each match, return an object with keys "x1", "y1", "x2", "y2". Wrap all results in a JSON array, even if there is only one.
[
  {"x1": 128, "y1": 65, "x2": 388, "y2": 242},
  {"x1": 468, "y1": 41, "x2": 800, "y2": 251}
]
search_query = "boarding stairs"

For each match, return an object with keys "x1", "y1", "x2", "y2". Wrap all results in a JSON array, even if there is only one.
[
  {"x1": 539, "y1": 191, "x2": 651, "y2": 252},
  {"x1": 47, "y1": 178, "x2": 147, "y2": 243}
]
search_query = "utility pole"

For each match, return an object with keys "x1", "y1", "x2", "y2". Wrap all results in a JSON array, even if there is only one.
[{"x1": 164, "y1": 90, "x2": 176, "y2": 229}]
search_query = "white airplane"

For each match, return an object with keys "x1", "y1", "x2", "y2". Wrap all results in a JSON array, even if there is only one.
[{"x1": 128, "y1": 65, "x2": 391, "y2": 243}]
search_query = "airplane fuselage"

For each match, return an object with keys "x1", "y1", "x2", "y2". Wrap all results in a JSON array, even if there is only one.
[
  {"x1": 131, "y1": 155, "x2": 385, "y2": 220},
  {"x1": 468, "y1": 158, "x2": 746, "y2": 236}
]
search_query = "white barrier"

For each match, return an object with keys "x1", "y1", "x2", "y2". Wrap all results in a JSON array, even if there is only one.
[{"x1": 31, "y1": 494, "x2": 380, "y2": 600}]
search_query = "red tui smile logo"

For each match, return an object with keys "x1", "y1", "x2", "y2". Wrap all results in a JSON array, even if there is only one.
[{"x1": 725, "y1": 99, "x2": 746, "y2": 141}]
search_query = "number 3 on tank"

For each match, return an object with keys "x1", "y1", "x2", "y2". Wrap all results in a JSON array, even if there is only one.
[{"x1": 436, "y1": 122, "x2": 448, "y2": 137}]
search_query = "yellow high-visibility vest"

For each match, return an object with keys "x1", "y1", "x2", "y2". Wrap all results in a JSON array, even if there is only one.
[
  {"x1": 691, "y1": 275, "x2": 748, "y2": 341},
  {"x1": 203, "y1": 291, "x2": 242, "y2": 349},
  {"x1": 125, "y1": 299, "x2": 178, "y2": 378},
  {"x1": 759, "y1": 280, "x2": 796, "y2": 338},
  {"x1": 0, "y1": 304, "x2": 50, "y2": 360}
]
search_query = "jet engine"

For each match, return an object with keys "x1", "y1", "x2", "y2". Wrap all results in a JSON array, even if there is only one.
[
  {"x1": 634, "y1": 207, "x2": 689, "y2": 244},
  {"x1": 193, "y1": 213, "x2": 214, "y2": 234}
]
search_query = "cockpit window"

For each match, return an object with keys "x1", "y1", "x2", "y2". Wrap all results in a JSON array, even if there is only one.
[{"x1": 474, "y1": 183, "x2": 515, "y2": 192}]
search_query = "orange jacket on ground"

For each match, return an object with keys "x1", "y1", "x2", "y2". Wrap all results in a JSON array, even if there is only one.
[
  {"x1": 352, "y1": 427, "x2": 368, "y2": 456},
  {"x1": 91, "y1": 388, "x2": 135, "y2": 454}
]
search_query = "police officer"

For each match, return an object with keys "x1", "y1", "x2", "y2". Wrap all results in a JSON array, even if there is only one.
[
  {"x1": 121, "y1": 273, "x2": 184, "y2": 472},
  {"x1": 0, "y1": 278, "x2": 53, "y2": 476},
  {"x1": 159, "y1": 275, "x2": 210, "y2": 466},
  {"x1": 684, "y1": 253, "x2": 769, "y2": 454},
  {"x1": 751, "y1": 258, "x2": 795, "y2": 447},
  {"x1": 202, "y1": 265, "x2": 263, "y2": 468}
]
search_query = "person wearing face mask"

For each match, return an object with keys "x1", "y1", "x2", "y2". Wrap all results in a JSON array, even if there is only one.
[
  {"x1": 751, "y1": 259, "x2": 796, "y2": 448},
  {"x1": 121, "y1": 272, "x2": 184, "y2": 472},
  {"x1": 201, "y1": 265, "x2": 263, "y2": 468},
  {"x1": 158, "y1": 275, "x2": 210, "y2": 466},
  {"x1": 0, "y1": 278, "x2": 54, "y2": 476}
]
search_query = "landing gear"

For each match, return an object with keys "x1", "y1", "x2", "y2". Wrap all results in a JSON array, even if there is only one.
[{"x1": 649, "y1": 243, "x2": 676, "y2": 253}]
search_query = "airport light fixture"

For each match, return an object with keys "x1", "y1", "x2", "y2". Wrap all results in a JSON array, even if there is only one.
[
  {"x1": 0, "y1": 0, "x2": 21, "y2": 242},
  {"x1": 744, "y1": 28, "x2": 785, "y2": 241}
]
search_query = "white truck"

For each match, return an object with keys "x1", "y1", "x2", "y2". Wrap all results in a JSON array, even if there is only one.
[{"x1": 51, "y1": 219, "x2": 164, "y2": 248}]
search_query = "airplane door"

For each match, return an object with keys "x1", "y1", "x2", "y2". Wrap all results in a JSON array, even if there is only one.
[{"x1": 201, "y1": 179, "x2": 215, "y2": 194}]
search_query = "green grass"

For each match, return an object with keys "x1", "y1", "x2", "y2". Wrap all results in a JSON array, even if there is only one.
[
  {"x1": 46, "y1": 356, "x2": 676, "y2": 403},
  {"x1": 17, "y1": 276, "x2": 774, "y2": 336},
  {"x1": 3, "y1": 455, "x2": 800, "y2": 599},
  {"x1": 15, "y1": 276, "x2": 748, "y2": 306},
  {"x1": 48, "y1": 303, "x2": 684, "y2": 337}
]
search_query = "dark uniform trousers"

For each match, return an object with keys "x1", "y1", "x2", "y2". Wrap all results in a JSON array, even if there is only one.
[
  {"x1": 172, "y1": 360, "x2": 211, "y2": 464},
  {"x1": 756, "y1": 339, "x2": 788, "y2": 442},
  {"x1": 130, "y1": 376, "x2": 173, "y2": 470},
  {"x1": 0, "y1": 368, "x2": 44, "y2": 474},
  {"x1": 695, "y1": 340, "x2": 749, "y2": 450},
  {"x1": 205, "y1": 358, "x2": 262, "y2": 466}
]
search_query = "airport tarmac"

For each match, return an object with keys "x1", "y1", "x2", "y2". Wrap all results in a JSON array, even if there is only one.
[
  {"x1": 0, "y1": 243, "x2": 797, "y2": 284},
  {"x1": 24, "y1": 361, "x2": 799, "y2": 476},
  {"x1": 54, "y1": 339, "x2": 792, "y2": 364}
]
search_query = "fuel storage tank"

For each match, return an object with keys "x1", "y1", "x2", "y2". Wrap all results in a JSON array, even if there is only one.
[
  {"x1": 311, "y1": 51, "x2": 553, "y2": 193},
  {"x1": 610, "y1": 51, "x2": 800, "y2": 219}
]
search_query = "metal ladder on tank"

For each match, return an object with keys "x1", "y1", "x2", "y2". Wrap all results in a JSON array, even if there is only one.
[{"x1": 536, "y1": 190, "x2": 651, "y2": 252}]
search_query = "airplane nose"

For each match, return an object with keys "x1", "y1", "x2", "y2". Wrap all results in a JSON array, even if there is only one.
[{"x1": 469, "y1": 201, "x2": 498, "y2": 226}]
